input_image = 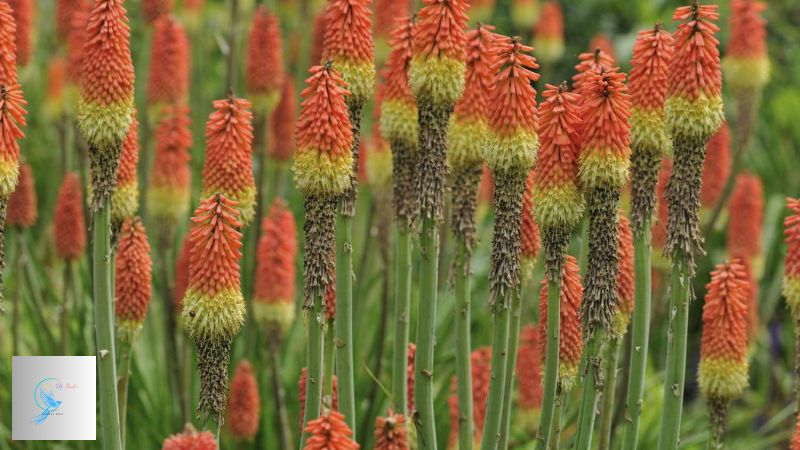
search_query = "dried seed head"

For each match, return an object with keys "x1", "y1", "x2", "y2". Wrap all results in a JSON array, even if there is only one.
[
  {"x1": 380, "y1": 16, "x2": 418, "y2": 147},
  {"x1": 322, "y1": 0, "x2": 375, "y2": 105},
  {"x1": 700, "y1": 122, "x2": 730, "y2": 208},
  {"x1": 54, "y1": 172, "x2": 86, "y2": 260},
  {"x1": 112, "y1": 113, "x2": 140, "y2": 224},
  {"x1": 727, "y1": 173, "x2": 763, "y2": 262},
  {"x1": 303, "y1": 409, "x2": 359, "y2": 450},
  {"x1": 724, "y1": 0, "x2": 769, "y2": 91},
  {"x1": 269, "y1": 77, "x2": 297, "y2": 162},
  {"x1": 698, "y1": 259, "x2": 750, "y2": 401},
  {"x1": 374, "y1": 411, "x2": 409, "y2": 450},
  {"x1": 149, "y1": 104, "x2": 192, "y2": 225},
  {"x1": 246, "y1": 7, "x2": 284, "y2": 114},
  {"x1": 161, "y1": 423, "x2": 217, "y2": 450},
  {"x1": 533, "y1": 1, "x2": 564, "y2": 64},
  {"x1": 148, "y1": 15, "x2": 190, "y2": 107},
  {"x1": 784, "y1": 198, "x2": 800, "y2": 317},
  {"x1": 6, "y1": 163, "x2": 36, "y2": 228},
  {"x1": 115, "y1": 218, "x2": 153, "y2": 343},
  {"x1": 226, "y1": 360, "x2": 261, "y2": 441}
]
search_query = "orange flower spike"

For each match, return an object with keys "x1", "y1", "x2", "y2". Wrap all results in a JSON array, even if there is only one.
[
  {"x1": 697, "y1": 259, "x2": 750, "y2": 401},
  {"x1": 612, "y1": 216, "x2": 635, "y2": 337},
  {"x1": 374, "y1": 412, "x2": 409, "y2": 450},
  {"x1": 65, "y1": 0, "x2": 90, "y2": 90},
  {"x1": 148, "y1": 15, "x2": 190, "y2": 108},
  {"x1": 380, "y1": 16, "x2": 418, "y2": 147},
  {"x1": 375, "y1": 0, "x2": 409, "y2": 40},
  {"x1": 253, "y1": 199, "x2": 297, "y2": 337},
  {"x1": 652, "y1": 157, "x2": 672, "y2": 250},
  {"x1": 727, "y1": 173, "x2": 763, "y2": 262},
  {"x1": 724, "y1": 0, "x2": 769, "y2": 91},
  {"x1": 112, "y1": 113, "x2": 140, "y2": 223},
  {"x1": 409, "y1": 0, "x2": 470, "y2": 106},
  {"x1": 269, "y1": 77, "x2": 296, "y2": 163},
  {"x1": 0, "y1": 83, "x2": 27, "y2": 196},
  {"x1": 0, "y1": 1, "x2": 18, "y2": 84},
  {"x1": 303, "y1": 409, "x2": 360, "y2": 450},
  {"x1": 298, "y1": 368, "x2": 341, "y2": 434},
  {"x1": 115, "y1": 218, "x2": 153, "y2": 343},
  {"x1": 293, "y1": 64, "x2": 354, "y2": 197},
  {"x1": 7, "y1": 163, "x2": 36, "y2": 228},
  {"x1": 367, "y1": 123, "x2": 392, "y2": 189},
  {"x1": 484, "y1": 36, "x2": 540, "y2": 175},
  {"x1": 539, "y1": 255, "x2": 583, "y2": 391},
  {"x1": 227, "y1": 360, "x2": 261, "y2": 441},
  {"x1": 161, "y1": 424, "x2": 218, "y2": 450},
  {"x1": 589, "y1": 34, "x2": 616, "y2": 61},
  {"x1": 173, "y1": 233, "x2": 191, "y2": 313},
  {"x1": 406, "y1": 342, "x2": 416, "y2": 412},
  {"x1": 44, "y1": 57, "x2": 66, "y2": 120},
  {"x1": 533, "y1": 83, "x2": 583, "y2": 235},
  {"x1": 470, "y1": 347, "x2": 492, "y2": 434},
  {"x1": 311, "y1": 10, "x2": 327, "y2": 65},
  {"x1": 516, "y1": 324, "x2": 543, "y2": 411},
  {"x1": 572, "y1": 48, "x2": 615, "y2": 97},
  {"x1": 246, "y1": 6, "x2": 284, "y2": 114},
  {"x1": 149, "y1": 104, "x2": 192, "y2": 225},
  {"x1": 77, "y1": 0, "x2": 135, "y2": 154},
  {"x1": 142, "y1": 0, "x2": 172, "y2": 24},
  {"x1": 200, "y1": 95, "x2": 256, "y2": 226},
  {"x1": 54, "y1": 173, "x2": 86, "y2": 260},
  {"x1": 666, "y1": 3, "x2": 724, "y2": 141},
  {"x1": 448, "y1": 24, "x2": 496, "y2": 171},
  {"x1": 521, "y1": 170, "x2": 541, "y2": 281},
  {"x1": 56, "y1": 0, "x2": 81, "y2": 39},
  {"x1": 322, "y1": 0, "x2": 374, "y2": 104},
  {"x1": 784, "y1": 199, "x2": 800, "y2": 316},
  {"x1": 533, "y1": 1, "x2": 564, "y2": 64},
  {"x1": 701, "y1": 122, "x2": 730, "y2": 208},
  {"x1": 7, "y1": 0, "x2": 31, "y2": 66}
]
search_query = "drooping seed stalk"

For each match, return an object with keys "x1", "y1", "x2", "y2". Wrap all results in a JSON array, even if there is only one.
[
  {"x1": 535, "y1": 278, "x2": 561, "y2": 450},
  {"x1": 454, "y1": 238, "x2": 474, "y2": 450},
  {"x1": 499, "y1": 288, "x2": 524, "y2": 450},
  {"x1": 574, "y1": 330, "x2": 604, "y2": 450},
  {"x1": 94, "y1": 199, "x2": 123, "y2": 450},
  {"x1": 391, "y1": 223, "x2": 413, "y2": 414},
  {"x1": 621, "y1": 226, "x2": 653, "y2": 450},
  {"x1": 598, "y1": 337, "x2": 622, "y2": 450},
  {"x1": 416, "y1": 215, "x2": 440, "y2": 450},
  {"x1": 117, "y1": 339, "x2": 133, "y2": 448}
]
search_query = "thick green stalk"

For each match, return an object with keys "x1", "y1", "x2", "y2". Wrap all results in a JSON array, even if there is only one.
[
  {"x1": 548, "y1": 392, "x2": 564, "y2": 450},
  {"x1": 621, "y1": 226, "x2": 653, "y2": 450},
  {"x1": 657, "y1": 258, "x2": 691, "y2": 450},
  {"x1": 94, "y1": 200, "x2": 123, "y2": 450},
  {"x1": 574, "y1": 330, "x2": 604, "y2": 450},
  {"x1": 499, "y1": 288, "x2": 524, "y2": 450},
  {"x1": 479, "y1": 290, "x2": 514, "y2": 450},
  {"x1": 454, "y1": 238, "x2": 474, "y2": 450},
  {"x1": 415, "y1": 216, "x2": 440, "y2": 450},
  {"x1": 535, "y1": 278, "x2": 561, "y2": 450},
  {"x1": 268, "y1": 339, "x2": 293, "y2": 450},
  {"x1": 391, "y1": 223, "x2": 413, "y2": 414},
  {"x1": 117, "y1": 340, "x2": 133, "y2": 449},
  {"x1": 335, "y1": 213, "x2": 356, "y2": 434},
  {"x1": 300, "y1": 292, "x2": 326, "y2": 449},
  {"x1": 598, "y1": 338, "x2": 622, "y2": 450}
]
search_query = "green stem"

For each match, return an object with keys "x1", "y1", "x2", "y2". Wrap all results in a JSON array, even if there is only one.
[
  {"x1": 62, "y1": 262, "x2": 71, "y2": 355},
  {"x1": 268, "y1": 338, "x2": 293, "y2": 450},
  {"x1": 574, "y1": 330, "x2": 604, "y2": 450},
  {"x1": 117, "y1": 340, "x2": 133, "y2": 449},
  {"x1": 479, "y1": 289, "x2": 514, "y2": 450},
  {"x1": 335, "y1": 213, "x2": 356, "y2": 434},
  {"x1": 415, "y1": 216, "x2": 440, "y2": 450},
  {"x1": 548, "y1": 390, "x2": 564, "y2": 450},
  {"x1": 94, "y1": 200, "x2": 123, "y2": 450},
  {"x1": 657, "y1": 258, "x2": 691, "y2": 450},
  {"x1": 598, "y1": 338, "x2": 622, "y2": 450},
  {"x1": 391, "y1": 224, "x2": 412, "y2": 415},
  {"x1": 621, "y1": 226, "x2": 653, "y2": 450},
  {"x1": 158, "y1": 225, "x2": 186, "y2": 423},
  {"x1": 454, "y1": 238, "x2": 474, "y2": 450},
  {"x1": 499, "y1": 288, "x2": 524, "y2": 450},
  {"x1": 535, "y1": 278, "x2": 561, "y2": 450},
  {"x1": 300, "y1": 292, "x2": 325, "y2": 449}
]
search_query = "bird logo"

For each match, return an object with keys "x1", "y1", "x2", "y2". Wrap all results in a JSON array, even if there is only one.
[{"x1": 32, "y1": 378, "x2": 63, "y2": 425}]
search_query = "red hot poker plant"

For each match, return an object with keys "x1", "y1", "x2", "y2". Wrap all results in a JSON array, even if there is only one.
[
  {"x1": 303, "y1": 409, "x2": 359, "y2": 450},
  {"x1": 701, "y1": 121, "x2": 731, "y2": 208},
  {"x1": 724, "y1": 0, "x2": 769, "y2": 92},
  {"x1": 114, "y1": 218, "x2": 153, "y2": 343},
  {"x1": 269, "y1": 77, "x2": 296, "y2": 163},
  {"x1": 161, "y1": 424, "x2": 218, "y2": 450},
  {"x1": 147, "y1": 15, "x2": 190, "y2": 108},
  {"x1": 7, "y1": 0, "x2": 31, "y2": 66},
  {"x1": 374, "y1": 412, "x2": 409, "y2": 450},
  {"x1": 112, "y1": 113, "x2": 139, "y2": 225},
  {"x1": 54, "y1": 172, "x2": 86, "y2": 260},
  {"x1": 7, "y1": 163, "x2": 36, "y2": 228},
  {"x1": 227, "y1": 360, "x2": 261, "y2": 441},
  {"x1": 149, "y1": 104, "x2": 192, "y2": 225},
  {"x1": 246, "y1": 6, "x2": 284, "y2": 114},
  {"x1": 533, "y1": 1, "x2": 565, "y2": 65}
]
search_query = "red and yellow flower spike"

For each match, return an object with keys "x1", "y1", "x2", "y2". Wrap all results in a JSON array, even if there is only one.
[
  {"x1": 533, "y1": 83, "x2": 583, "y2": 234},
  {"x1": 77, "y1": 0, "x2": 135, "y2": 154},
  {"x1": 484, "y1": 36, "x2": 540, "y2": 175},
  {"x1": 322, "y1": 0, "x2": 374, "y2": 105},
  {"x1": 161, "y1": 424, "x2": 218, "y2": 450},
  {"x1": 142, "y1": 0, "x2": 172, "y2": 24},
  {"x1": 226, "y1": 360, "x2": 261, "y2": 441},
  {"x1": 54, "y1": 172, "x2": 86, "y2": 260},
  {"x1": 539, "y1": 255, "x2": 583, "y2": 391},
  {"x1": 253, "y1": 198, "x2": 297, "y2": 338},
  {"x1": 521, "y1": 170, "x2": 541, "y2": 281},
  {"x1": 303, "y1": 409, "x2": 359, "y2": 450},
  {"x1": 532, "y1": 1, "x2": 564, "y2": 65},
  {"x1": 409, "y1": 0, "x2": 470, "y2": 106},
  {"x1": 612, "y1": 215, "x2": 635, "y2": 338},
  {"x1": 44, "y1": 57, "x2": 66, "y2": 120},
  {"x1": 572, "y1": 48, "x2": 614, "y2": 97},
  {"x1": 149, "y1": 104, "x2": 192, "y2": 225},
  {"x1": 784, "y1": 199, "x2": 800, "y2": 317},
  {"x1": 246, "y1": 6, "x2": 284, "y2": 114},
  {"x1": 666, "y1": 3, "x2": 724, "y2": 141},
  {"x1": 727, "y1": 173, "x2": 763, "y2": 263},
  {"x1": 448, "y1": 23, "x2": 495, "y2": 171},
  {"x1": 114, "y1": 217, "x2": 153, "y2": 343},
  {"x1": 0, "y1": 1, "x2": 18, "y2": 84},
  {"x1": 724, "y1": 0, "x2": 769, "y2": 91},
  {"x1": 7, "y1": 163, "x2": 36, "y2": 228},
  {"x1": 200, "y1": 94, "x2": 256, "y2": 226},
  {"x1": 701, "y1": 121, "x2": 730, "y2": 208},
  {"x1": 7, "y1": 0, "x2": 31, "y2": 66},
  {"x1": 112, "y1": 113, "x2": 139, "y2": 224},
  {"x1": 374, "y1": 412, "x2": 409, "y2": 450},
  {"x1": 698, "y1": 258, "x2": 750, "y2": 402},
  {"x1": 269, "y1": 77, "x2": 296, "y2": 163},
  {"x1": 0, "y1": 83, "x2": 26, "y2": 197},
  {"x1": 148, "y1": 15, "x2": 190, "y2": 108},
  {"x1": 515, "y1": 324, "x2": 543, "y2": 424},
  {"x1": 293, "y1": 63, "x2": 354, "y2": 197},
  {"x1": 380, "y1": 16, "x2": 417, "y2": 147}
]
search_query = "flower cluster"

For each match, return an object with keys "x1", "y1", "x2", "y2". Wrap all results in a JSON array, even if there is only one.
[
  {"x1": 246, "y1": 6, "x2": 284, "y2": 114},
  {"x1": 227, "y1": 360, "x2": 261, "y2": 441},
  {"x1": 7, "y1": 163, "x2": 36, "y2": 228},
  {"x1": 785, "y1": 199, "x2": 800, "y2": 317},
  {"x1": 701, "y1": 122, "x2": 731, "y2": 208},
  {"x1": 303, "y1": 409, "x2": 359, "y2": 450},
  {"x1": 533, "y1": 1, "x2": 565, "y2": 64},
  {"x1": 380, "y1": 16, "x2": 417, "y2": 147},
  {"x1": 54, "y1": 173, "x2": 86, "y2": 260},
  {"x1": 112, "y1": 114, "x2": 140, "y2": 224},
  {"x1": 149, "y1": 104, "x2": 192, "y2": 225},
  {"x1": 521, "y1": 170, "x2": 541, "y2": 281},
  {"x1": 115, "y1": 218, "x2": 153, "y2": 343},
  {"x1": 269, "y1": 77, "x2": 296, "y2": 163},
  {"x1": 612, "y1": 216, "x2": 635, "y2": 338},
  {"x1": 724, "y1": 0, "x2": 769, "y2": 91},
  {"x1": 322, "y1": 0, "x2": 374, "y2": 105},
  {"x1": 148, "y1": 15, "x2": 190, "y2": 108},
  {"x1": 161, "y1": 424, "x2": 217, "y2": 450},
  {"x1": 373, "y1": 412, "x2": 408, "y2": 450},
  {"x1": 7, "y1": 0, "x2": 31, "y2": 66},
  {"x1": 516, "y1": 324, "x2": 543, "y2": 412}
]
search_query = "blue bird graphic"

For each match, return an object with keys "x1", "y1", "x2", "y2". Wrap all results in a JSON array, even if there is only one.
[{"x1": 32, "y1": 389, "x2": 62, "y2": 425}]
